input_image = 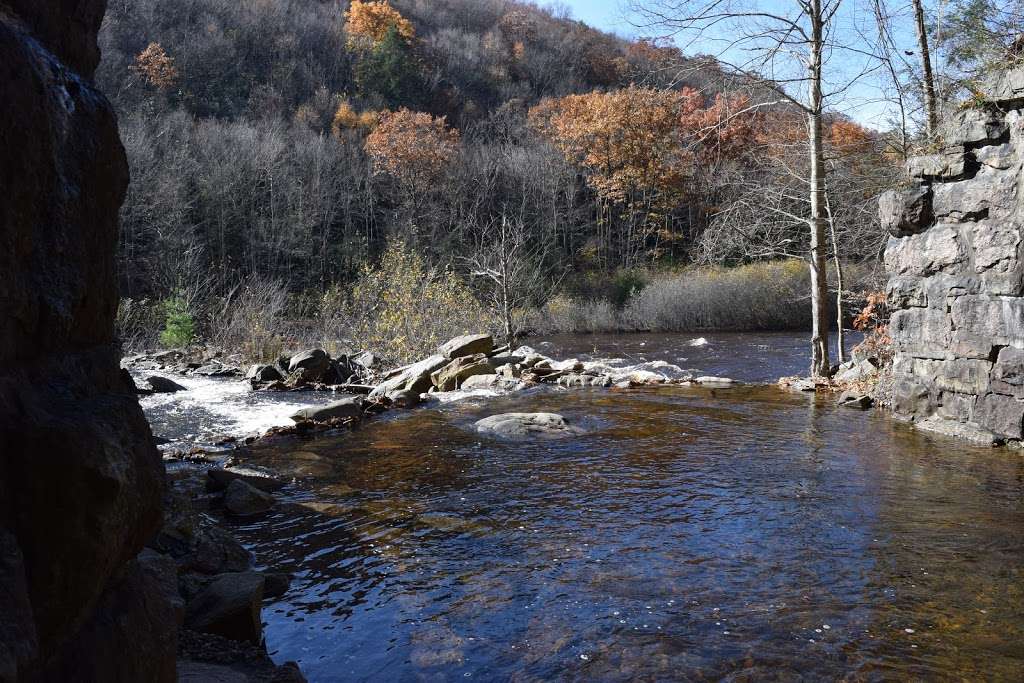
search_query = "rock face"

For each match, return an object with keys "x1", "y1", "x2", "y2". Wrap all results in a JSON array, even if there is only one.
[
  {"x1": 881, "y1": 67, "x2": 1024, "y2": 444},
  {"x1": 0, "y1": 2, "x2": 171, "y2": 679}
]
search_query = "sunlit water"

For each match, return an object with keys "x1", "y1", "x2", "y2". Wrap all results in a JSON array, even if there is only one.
[{"x1": 139, "y1": 333, "x2": 1024, "y2": 680}]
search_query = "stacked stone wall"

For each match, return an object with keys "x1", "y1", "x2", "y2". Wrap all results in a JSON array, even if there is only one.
[{"x1": 882, "y1": 68, "x2": 1024, "y2": 444}]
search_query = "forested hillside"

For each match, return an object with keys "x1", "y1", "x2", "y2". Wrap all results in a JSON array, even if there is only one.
[{"x1": 100, "y1": 0, "x2": 896, "y2": 356}]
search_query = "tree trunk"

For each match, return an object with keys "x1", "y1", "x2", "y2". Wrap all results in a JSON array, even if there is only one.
[
  {"x1": 911, "y1": 0, "x2": 939, "y2": 139},
  {"x1": 808, "y1": 0, "x2": 832, "y2": 377}
]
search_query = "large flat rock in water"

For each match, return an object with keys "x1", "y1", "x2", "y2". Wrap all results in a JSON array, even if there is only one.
[{"x1": 475, "y1": 413, "x2": 583, "y2": 439}]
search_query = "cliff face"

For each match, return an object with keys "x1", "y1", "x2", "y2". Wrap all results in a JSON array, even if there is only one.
[
  {"x1": 0, "y1": 1, "x2": 174, "y2": 680},
  {"x1": 881, "y1": 68, "x2": 1024, "y2": 444}
]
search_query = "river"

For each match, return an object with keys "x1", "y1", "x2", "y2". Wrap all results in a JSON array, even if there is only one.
[{"x1": 138, "y1": 332, "x2": 1024, "y2": 681}]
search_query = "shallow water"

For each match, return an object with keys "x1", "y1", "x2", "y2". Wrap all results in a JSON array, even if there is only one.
[{"x1": 145, "y1": 333, "x2": 1024, "y2": 681}]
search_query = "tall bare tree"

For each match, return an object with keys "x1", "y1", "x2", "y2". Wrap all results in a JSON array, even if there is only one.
[
  {"x1": 910, "y1": 0, "x2": 940, "y2": 138},
  {"x1": 630, "y1": 0, "x2": 883, "y2": 375}
]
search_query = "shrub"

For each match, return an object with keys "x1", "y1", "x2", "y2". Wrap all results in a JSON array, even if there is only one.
[
  {"x1": 622, "y1": 260, "x2": 811, "y2": 331},
  {"x1": 116, "y1": 297, "x2": 164, "y2": 351},
  {"x1": 208, "y1": 277, "x2": 289, "y2": 362},
  {"x1": 321, "y1": 239, "x2": 491, "y2": 365},
  {"x1": 159, "y1": 292, "x2": 196, "y2": 348}
]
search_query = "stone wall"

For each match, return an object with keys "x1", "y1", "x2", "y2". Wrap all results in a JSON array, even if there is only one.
[
  {"x1": 881, "y1": 68, "x2": 1024, "y2": 444},
  {"x1": 0, "y1": 1, "x2": 175, "y2": 680}
]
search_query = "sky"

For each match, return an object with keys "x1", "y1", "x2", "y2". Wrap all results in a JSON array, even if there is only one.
[{"x1": 556, "y1": 0, "x2": 926, "y2": 130}]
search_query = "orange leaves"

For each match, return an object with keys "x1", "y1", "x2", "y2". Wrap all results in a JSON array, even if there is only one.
[
  {"x1": 529, "y1": 87, "x2": 689, "y2": 206},
  {"x1": 364, "y1": 109, "x2": 460, "y2": 188},
  {"x1": 829, "y1": 119, "x2": 875, "y2": 156},
  {"x1": 132, "y1": 42, "x2": 179, "y2": 91},
  {"x1": 344, "y1": 0, "x2": 415, "y2": 49},
  {"x1": 529, "y1": 85, "x2": 762, "y2": 208}
]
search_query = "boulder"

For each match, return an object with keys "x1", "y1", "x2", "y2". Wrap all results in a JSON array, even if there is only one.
[
  {"x1": 290, "y1": 395, "x2": 364, "y2": 423},
  {"x1": 834, "y1": 360, "x2": 879, "y2": 384},
  {"x1": 386, "y1": 389, "x2": 421, "y2": 408},
  {"x1": 461, "y1": 374, "x2": 499, "y2": 390},
  {"x1": 439, "y1": 334, "x2": 493, "y2": 360},
  {"x1": 194, "y1": 363, "x2": 240, "y2": 377},
  {"x1": 838, "y1": 391, "x2": 874, "y2": 410},
  {"x1": 262, "y1": 572, "x2": 291, "y2": 600},
  {"x1": 431, "y1": 354, "x2": 496, "y2": 391},
  {"x1": 352, "y1": 351, "x2": 379, "y2": 370},
  {"x1": 184, "y1": 572, "x2": 266, "y2": 643},
  {"x1": 245, "y1": 364, "x2": 284, "y2": 382},
  {"x1": 879, "y1": 181, "x2": 933, "y2": 237},
  {"x1": 181, "y1": 525, "x2": 253, "y2": 576},
  {"x1": 475, "y1": 413, "x2": 584, "y2": 439},
  {"x1": 223, "y1": 479, "x2": 276, "y2": 517},
  {"x1": 0, "y1": 3, "x2": 170, "y2": 678},
  {"x1": 370, "y1": 354, "x2": 448, "y2": 398},
  {"x1": 288, "y1": 349, "x2": 330, "y2": 375},
  {"x1": 145, "y1": 375, "x2": 187, "y2": 393}
]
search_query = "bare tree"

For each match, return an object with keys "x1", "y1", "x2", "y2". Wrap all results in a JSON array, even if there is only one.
[
  {"x1": 630, "y1": 0, "x2": 884, "y2": 376},
  {"x1": 464, "y1": 213, "x2": 559, "y2": 350},
  {"x1": 910, "y1": 0, "x2": 940, "y2": 138}
]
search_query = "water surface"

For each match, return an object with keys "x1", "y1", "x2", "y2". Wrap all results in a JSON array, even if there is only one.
[{"x1": 153, "y1": 333, "x2": 1024, "y2": 681}]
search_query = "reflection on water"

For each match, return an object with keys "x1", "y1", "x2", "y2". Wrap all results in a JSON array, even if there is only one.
[{"x1": 220, "y1": 347, "x2": 1023, "y2": 681}]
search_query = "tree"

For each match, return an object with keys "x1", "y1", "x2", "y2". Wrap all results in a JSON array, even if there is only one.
[
  {"x1": 530, "y1": 85, "x2": 761, "y2": 268},
  {"x1": 132, "y1": 42, "x2": 179, "y2": 91},
  {"x1": 464, "y1": 214, "x2": 557, "y2": 350},
  {"x1": 354, "y1": 24, "x2": 424, "y2": 108},
  {"x1": 344, "y1": 0, "x2": 416, "y2": 48},
  {"x1": 933, "y1": 0, "x2": 1024, "y2": 96},
  {"x1": 630, "y1": 0, "x2": 877, "y2": 376},
  {"x1": 364, "y1": 108, "x2": 460, "y2": 228}
]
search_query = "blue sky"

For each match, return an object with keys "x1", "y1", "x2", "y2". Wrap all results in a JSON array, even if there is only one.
[
  {"x1": 561, "y1": 0, "x2": 634, "y2": 35},
  {"x1": 556, "y1": 0, "x2": 924, "y2": 130}
]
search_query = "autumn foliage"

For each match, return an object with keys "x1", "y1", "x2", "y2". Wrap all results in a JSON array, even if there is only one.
[
  {"x1": 344, "y1": 0, "x2": 416, "y2": 48},
  {"x1": 529, "y1": 86, "x2": 761, "y2": 207},
  {"x1": 132, "y1": 42, "x2": 179, "y2": 90},
  {"x1": 364, "y1": 109, "x2": 460, "y2": 189}
]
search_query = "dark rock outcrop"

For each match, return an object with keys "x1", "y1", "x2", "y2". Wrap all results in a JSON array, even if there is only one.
[
  {"x1": 882, "y1": 66, "x2": 1024, "y2": 444},
  {"x1": 0, "y1": 1, "x2": 170, "y2": 679}
]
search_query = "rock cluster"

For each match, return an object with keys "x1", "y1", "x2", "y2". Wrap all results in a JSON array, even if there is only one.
[{"x1": 880, "y1": 67, "x2": 1024, "y2": 444}]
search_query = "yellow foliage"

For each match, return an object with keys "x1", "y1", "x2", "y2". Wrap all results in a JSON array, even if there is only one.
[
  {"x1": 331, "y1": 101, "x2": 380, "y2": 136},
  {"x1": 344, "y1": 0, "x2": 415, "y2": 49},
  {"x1": 321, "y1": 240, "x2": 489, "y2": 364}
]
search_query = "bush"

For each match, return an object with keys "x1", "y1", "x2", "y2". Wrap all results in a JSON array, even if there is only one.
[
  {"x1": 116, "y1": 297, "x2": 164, "y2": 351},
  {"x1": 208, "y1": 277, "x2": 289, "y2": 362},
  {"x1": 159, "y1": 292, "x2": 196, "y2": 348},
  {"x1": 533, "y1": 260, "x2": 884, "y2": 334},
  {"x1": 320, "y1": 239, "x2": 491, "y2": 365},
  {"x1": 623, "y1": 260, "x2": 811, "y2": 331}
]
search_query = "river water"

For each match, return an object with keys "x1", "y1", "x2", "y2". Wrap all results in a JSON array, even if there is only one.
[{"x1": 140, "y1": 333, "x2": 1024, "y2": 681}]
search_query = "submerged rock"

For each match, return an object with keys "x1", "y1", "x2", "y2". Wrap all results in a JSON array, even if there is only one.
[{"x1": 475, "y1": 413, "x2": 584, "y2": 439}]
